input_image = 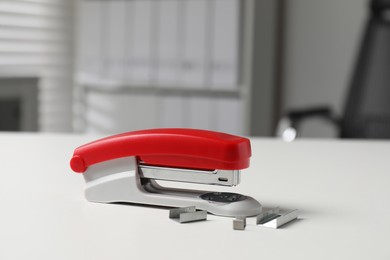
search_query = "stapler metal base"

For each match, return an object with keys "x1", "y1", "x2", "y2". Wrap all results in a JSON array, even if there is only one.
[{"x1": 83, "y1": 157, "x2": 262, "y2": 217}]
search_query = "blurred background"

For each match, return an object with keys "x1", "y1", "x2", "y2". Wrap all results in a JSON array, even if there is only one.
[{"x1": 1, "y1": 0, "x2": 388, "y2": 139}]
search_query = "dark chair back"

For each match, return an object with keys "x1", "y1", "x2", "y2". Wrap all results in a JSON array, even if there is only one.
[{"x1": 341, "y1": 0, "x2": 390, "y2": 138}]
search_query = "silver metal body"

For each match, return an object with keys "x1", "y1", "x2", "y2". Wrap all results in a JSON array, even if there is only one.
[
  {"x1": 169, "y1": 206, "x2": 207, "y2": 223},
  {"x1": 256, "y1": 207, "x2": 299, "y2": 228},
  {"x1": 233, "y1": 217, "x2": 247, "y2": 230},
  {"x1": 83, "y1": 156, "x2": 262, "y2": 217},
  {"x1": 139, "y1": 164, "x2": 241, "y2": 186}
]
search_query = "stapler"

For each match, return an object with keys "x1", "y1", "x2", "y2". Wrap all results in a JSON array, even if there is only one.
[{"x1": 70, "y1": 128, "x2": 262, "y2": 217}]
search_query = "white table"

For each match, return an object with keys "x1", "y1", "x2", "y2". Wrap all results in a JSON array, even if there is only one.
[{"x1": 1, "y1": 133, "x2": 389, "y2": 259}]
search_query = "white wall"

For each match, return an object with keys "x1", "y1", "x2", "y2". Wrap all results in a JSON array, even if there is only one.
[{"x1": 281, "y1": 0, "x2": 368, "y2": 137}]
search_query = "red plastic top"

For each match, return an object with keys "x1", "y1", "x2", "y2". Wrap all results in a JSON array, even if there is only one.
[{"x1": 70, "y1": 128, "x2": 251, "y2": 173}]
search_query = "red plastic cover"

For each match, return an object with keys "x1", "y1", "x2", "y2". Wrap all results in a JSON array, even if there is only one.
[{"x1": 70, "y1": 128, "x2": 251, "y2": 173}]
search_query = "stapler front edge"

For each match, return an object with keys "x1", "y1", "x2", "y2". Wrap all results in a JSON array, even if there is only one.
[{"x1": 70, "y1": 128, "x2": 262, "y2": 217}]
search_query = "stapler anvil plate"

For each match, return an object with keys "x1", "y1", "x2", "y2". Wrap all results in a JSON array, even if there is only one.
[{"x1": 70, "y1": 128, "x2": 262, "y2": 217}]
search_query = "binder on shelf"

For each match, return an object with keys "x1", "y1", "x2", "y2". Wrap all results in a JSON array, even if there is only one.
[
  {"x1": 86, "y1": 92, "x2": 158, "y2": 134},
  {"x1": 83, "y1": 0, "x2": 103, "y2": 79},
  {"x1": 76, "y1": 0, "x2": 88, "y2": 76},
  {"x1": 214, "y1": 98, "x2": 243, "y2": 135},
  {"x1": 156, "y1": 0, "x2": 180, "y2": 87},
  {"x1": 123, "y1": 0, "x2": 135, "y2": 83},
  {"x1": 159, "y1": 96, "x2": 185, "y2": 128},
  {"x1": 179, "y1": 0, "x2": 208, "y2": 88},
  {"x1": 186, "y1": 96, "x2": 214, "y2": 129},
  {"x1": 188, "y1": 96, "x2": 212, "y2": 130},
  {"x1": 211, "y1": 0, "x2": 240, "y2": 90},
  {"x1": 106, "y1": 0, "x2": 127, "y2": 81},
  {"x1": 128, "y1": 0, "x2": 154, "y2": 86}
]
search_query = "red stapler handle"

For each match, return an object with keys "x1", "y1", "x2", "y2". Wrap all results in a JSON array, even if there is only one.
[{"x1": 70, "y1": 128, "x2": 251, "y2": 173}]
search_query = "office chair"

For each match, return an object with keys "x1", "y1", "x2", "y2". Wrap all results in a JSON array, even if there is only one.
[{"x1": 277, "y1": 0, "x2": 390, "y2": 140}]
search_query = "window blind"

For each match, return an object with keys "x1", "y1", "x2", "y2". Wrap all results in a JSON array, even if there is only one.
[{"x1": 0, "y1": 0, "x2": 74, "y2": 132}]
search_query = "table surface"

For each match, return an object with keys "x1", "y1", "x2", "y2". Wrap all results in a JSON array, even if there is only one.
[{"x1": 1, "y1": 133, "x2": 389, "y2": 260}]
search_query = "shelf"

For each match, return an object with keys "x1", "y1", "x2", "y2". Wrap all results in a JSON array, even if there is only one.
[{"x1": 77, "y1": 75, "x2": 242, "y2": 98}]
